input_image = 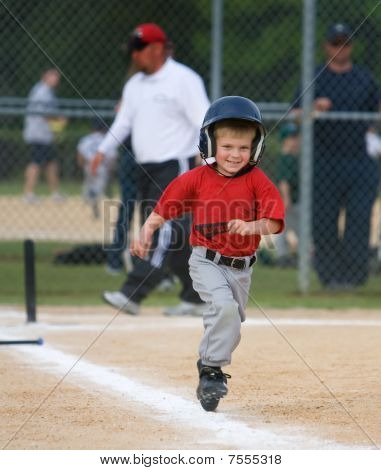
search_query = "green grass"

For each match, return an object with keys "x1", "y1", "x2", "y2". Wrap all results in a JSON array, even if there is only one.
[
  {"x1": 1, "y1": 241, "x2": 380, "y2": 309},
  {"x1": 249, "y1": 266, "x2": 381, "y2": 309}
]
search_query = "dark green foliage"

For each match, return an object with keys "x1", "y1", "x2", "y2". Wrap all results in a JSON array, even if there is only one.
[{"x1": 1, "y1": 0, "x2": 379, "y2": 100}]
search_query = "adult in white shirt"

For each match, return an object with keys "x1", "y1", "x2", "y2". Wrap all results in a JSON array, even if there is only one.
[{"x1": 93, "y1": 23, "x2": 210, "y2": 316}]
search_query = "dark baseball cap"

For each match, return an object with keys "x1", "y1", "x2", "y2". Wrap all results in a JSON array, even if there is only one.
[
  {"x1": 128, "y1": 23, "x2": 167, "y2": 52},
  {"x1": 279, "y1": 122, "x2": 299, "y2": 140},
  {"x1": 326, "y1": 23, "x2": 353, "y2": 43}
]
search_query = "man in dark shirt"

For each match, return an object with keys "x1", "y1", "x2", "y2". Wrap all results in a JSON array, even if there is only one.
[{"x1": 293, "y1": 23, "x2": 380, "y2": 288}]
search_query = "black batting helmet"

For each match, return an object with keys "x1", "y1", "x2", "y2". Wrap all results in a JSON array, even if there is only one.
[{"x1": 199, "y1": 96, "x2": 266, "y2": 166}]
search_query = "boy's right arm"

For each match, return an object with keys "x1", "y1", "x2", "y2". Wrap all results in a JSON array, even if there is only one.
[
  {"x1": 130, "y1": 212, "x2": 166, "y2": 259},
  {"x1": 131, "y1": 170, "x2": 197, "y2": 258}
]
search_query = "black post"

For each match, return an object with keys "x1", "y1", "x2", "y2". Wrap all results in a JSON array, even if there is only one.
[
  {"x1": 24, "y1": 239, "x2": 36, "y2": 323},
  {"x1": 0, "y1": 338, "x2": 43, "y2": 345}
]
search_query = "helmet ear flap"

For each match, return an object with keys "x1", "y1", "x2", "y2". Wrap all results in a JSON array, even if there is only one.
[
  {"x1": 250, "y1": 125, "x2": 266, "y2": 166},
  {"x1": 198, "y1": 125, "x2": 216, "y2": 160},
  {"x1": 198, "y1": 129, "x2": 208, "y2": 159}
]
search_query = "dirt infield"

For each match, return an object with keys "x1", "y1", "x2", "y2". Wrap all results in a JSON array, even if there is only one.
[
  {"x1": 1, "y1": 305, "x2": 380, "y2": 450},
  {"x1": 0, "y1": 196, "x2": 119, "y2": 242}
]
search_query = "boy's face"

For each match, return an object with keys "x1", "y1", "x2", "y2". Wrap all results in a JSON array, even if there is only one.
[{"x1": 215, "y1": 131, "x2": 253, "y2": 176}]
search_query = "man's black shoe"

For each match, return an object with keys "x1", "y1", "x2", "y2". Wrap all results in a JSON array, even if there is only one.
[{"x1": 196, "y1": 359, "x2": 231, "y2": 412}]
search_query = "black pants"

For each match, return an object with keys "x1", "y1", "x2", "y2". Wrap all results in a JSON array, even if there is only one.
[
  {"x1": 313, "y1": 157, "x2": 379, "y2": 286},
  {"x1": 120, "y1": 157, "x2": 202, "y2": 304},
  {"x1": 106, "y1": 147, "x2": 138, "y2": 270}
]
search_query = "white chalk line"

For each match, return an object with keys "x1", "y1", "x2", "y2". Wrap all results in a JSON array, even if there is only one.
[
  {"x1": 2, "y1": 308, "x2": 379, "y2": 448},
  {"x1": 246, "y1": 318, "x2": 381, "y2": 327},
  {"x1": 2, "y1": 309, "x2": 381, "y2": 335},
  {"x1": 2, "y1": 334, "x2": 363, "y2": 450}
]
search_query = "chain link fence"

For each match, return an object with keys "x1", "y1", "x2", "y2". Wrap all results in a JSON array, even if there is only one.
[{"x1": 0, "y1": 0, "x2": 380, "y2": 301}]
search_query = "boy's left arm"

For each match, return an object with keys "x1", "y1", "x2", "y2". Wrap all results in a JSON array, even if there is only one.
[
  {"x1": 228, "y1": 218, "x2": 282, "y2": 236},
  {"x1": 228, "y1": 169, "x2": 285, "y2": 236}
]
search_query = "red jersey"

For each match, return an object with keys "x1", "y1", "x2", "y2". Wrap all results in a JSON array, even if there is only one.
[{"x1": 154, "y1": 165, "x2": 285, "y2": 257}]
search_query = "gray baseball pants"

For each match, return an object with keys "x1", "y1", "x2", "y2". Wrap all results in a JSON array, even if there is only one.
[{"x1": 188, "y1": 246, "x2": 253, "y2": 367}]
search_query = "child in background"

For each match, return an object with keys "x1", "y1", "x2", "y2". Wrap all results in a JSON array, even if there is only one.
[
  {"x1": 274, "y1": 122, "x2": 300, "y2": 267},
  {"x1": 77, "y1": 118, "x2": 117, "y2": 218},
  {"x1": 130, "y1": 96, "x2": 284, "y2": 411}
]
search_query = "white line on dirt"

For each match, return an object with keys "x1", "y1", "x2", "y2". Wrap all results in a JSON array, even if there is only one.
[
  {"x1": 3, "y1": 337, "x2": 359, "y2": 450},
  {"x1": 2, "y1": 309, "x2": 381, "y2": 333},
  {"x1": 245, "y1": 318, "x2": 381, "y2": 327}
]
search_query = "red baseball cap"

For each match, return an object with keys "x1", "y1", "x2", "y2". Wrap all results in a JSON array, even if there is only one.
[{"x1": 129, "y1": 23, "x2": 167, "y2": 51}]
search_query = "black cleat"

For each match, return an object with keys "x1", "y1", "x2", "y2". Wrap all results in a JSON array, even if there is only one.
[{"x1": 196, "y1": 359, "x2": 231, "y2": 412}]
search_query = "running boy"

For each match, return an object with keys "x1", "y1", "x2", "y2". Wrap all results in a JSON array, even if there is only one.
[{"x1": 130, "y1": 96, "x2": 285, "y2": 411}]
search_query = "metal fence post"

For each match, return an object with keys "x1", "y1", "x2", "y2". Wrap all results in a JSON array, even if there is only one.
[
  {"x1": 298, "y1": 0, "x2": 316, "y2": 294},
  {"x1": 24, "y1": 239, "x2": 37, "y2": 322},
  {"x1": 210, "y1": 0, "x2": 223, "y2": 101}
]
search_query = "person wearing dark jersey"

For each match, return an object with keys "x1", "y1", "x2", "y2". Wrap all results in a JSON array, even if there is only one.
[{"x1": 293, "y1": 23, "x2": 381, "y2": 288}]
